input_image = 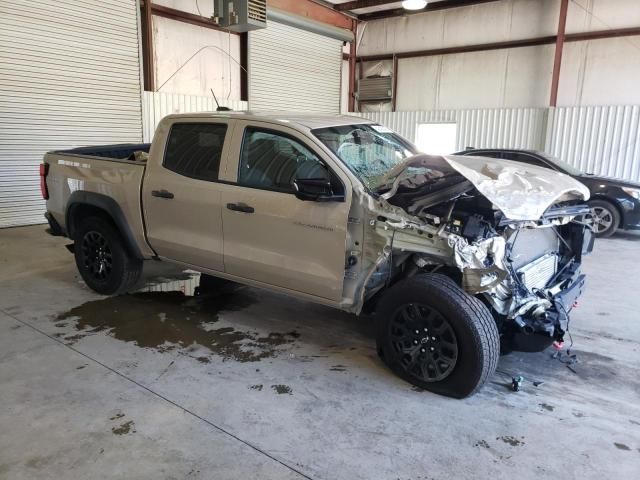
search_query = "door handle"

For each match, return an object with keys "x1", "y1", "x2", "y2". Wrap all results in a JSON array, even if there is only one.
[
  {"x1": 226, "y1": 203, "x2": 254, "y2": 213},
  {"x1": 152, "y1": 189, "x2": 174, "y2": 199}
]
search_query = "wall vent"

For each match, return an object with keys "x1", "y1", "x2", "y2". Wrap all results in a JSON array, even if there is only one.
[
  {"x1": 215, "y1": 0, "x2": 267, "y2": 32},
  {"x1": 358, "y1": 76, "x2": 393, "y2": 102}
]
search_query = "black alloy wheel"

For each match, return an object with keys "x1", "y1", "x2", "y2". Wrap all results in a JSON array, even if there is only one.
[
  {"x1": 73, "y1": 216, "x2": 142, "y2": 295},
  {"x1": 80, "y1": 231, "x2": 113, "y2": 281},
  {"x1": 389, "y1": 303, "x2": 458, "y2": 382}
]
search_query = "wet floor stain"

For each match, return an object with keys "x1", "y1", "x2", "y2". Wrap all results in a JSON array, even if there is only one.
[
  {"x1": 614, "y1": 442, "x2": 631, "y2": 451},
  {"x1": 539, "y1": 403, "x2": 555, "y2": 412},
  {"x1": 112, "y1": 420, "x2": 135, "y2": 435},
  {"x1": 249, "y1": 384, "x2": 263, "y2": 391},
  {"x1": 54, "y1": 290, "x2": 300, "y2": 363},
  {"x1": 497, "y1": 348, "x2": 633, "y2": 390},
  {"x1": 271, "y1": 384, "x2": 292, "y2": 395},
  {"x1": 497, "y1": 436, "x2": 525, "y2": 447}
]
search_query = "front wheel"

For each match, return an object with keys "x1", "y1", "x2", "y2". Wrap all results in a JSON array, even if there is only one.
[
  {"x1": 74, "y1": 216, "x2": 142, "y2": 295},
  {"x1": 588, "y1": 199, "x2": 620, "y2": 238},
  {"x1": 376, "y1": 273, "x2": 499, "y2": 398}
]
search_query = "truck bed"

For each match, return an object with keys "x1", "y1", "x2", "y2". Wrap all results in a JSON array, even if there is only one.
[
  {"x1": 51, "y1": 143, "x2": 151, "y2": 162},
  {"x1": 43, "y1": 146, "x2": 155, "y2": 258}
]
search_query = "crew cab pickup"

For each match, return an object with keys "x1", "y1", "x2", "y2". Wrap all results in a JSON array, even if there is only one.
[{"x1": 42, "y1": 113, "x2": 594, "y2": 398}]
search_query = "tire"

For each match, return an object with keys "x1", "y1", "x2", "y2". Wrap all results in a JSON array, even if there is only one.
[
  {"x1": 376, "y1": 273, "x2": 499, "y2": 398},
  {"x1": 73, "y1": 216, "x2": 142, "y2": 295},
  {"x1": 588, "y1": 199, "x2": 620, "y2": 238}
]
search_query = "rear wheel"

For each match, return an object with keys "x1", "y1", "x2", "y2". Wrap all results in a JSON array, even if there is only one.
[
  {"x1": 376, "y1": 273, "x2": 499, "y2": 398},
  {"x1": 74, "y1": 216, "x2": 142, "y2": 295},
  {"x1": 588, "y1": 199, "x2": 619, "y2": 238}
]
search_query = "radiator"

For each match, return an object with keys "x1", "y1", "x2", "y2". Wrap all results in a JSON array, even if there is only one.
[{"x1": 517, "y1": 253, "x2": 558, "y2": 291}]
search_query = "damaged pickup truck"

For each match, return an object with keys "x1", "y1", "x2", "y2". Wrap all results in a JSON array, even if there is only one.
[{"x1": 42, "y1": 113, "x2": 594, "y2": 397}]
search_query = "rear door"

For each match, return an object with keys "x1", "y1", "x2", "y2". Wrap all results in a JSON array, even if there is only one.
[
  {"x1": 142, "y1": 118, "x2": 232, "y2": 271},
  {"x1": 220, "y1": 121, "x2": 351, "y2": 301}
]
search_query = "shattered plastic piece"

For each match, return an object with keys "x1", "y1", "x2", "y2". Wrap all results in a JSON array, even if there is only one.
[{"x1": 511, "y1": 375, "x2": 524, "y2": 392}]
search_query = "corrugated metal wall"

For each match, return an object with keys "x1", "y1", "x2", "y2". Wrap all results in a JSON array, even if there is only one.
[
  {"x1": 142, "y1": 92, "x2": 248, "y2": 142},
  {"x1": 358, "y1": 108, "x2": 548, "y2": 152},
  {"x1": 358, "y1": 106, "x2": 640, "y2": 182},
  {"x1": 0, "y1": 0, "x2": 143, "y2": 228},
  {"x1": 546, "y1": 105, "x2": 640, "y2": 181}
]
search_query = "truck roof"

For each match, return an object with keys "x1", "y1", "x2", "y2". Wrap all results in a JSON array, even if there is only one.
[{"x1": 161, "y1": 111, "x2": 374, "y2": 130}]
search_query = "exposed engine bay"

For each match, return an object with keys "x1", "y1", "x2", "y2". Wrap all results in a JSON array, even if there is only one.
[{"x1": 350, "y1": 154, "x2": 594, "y2": 353}]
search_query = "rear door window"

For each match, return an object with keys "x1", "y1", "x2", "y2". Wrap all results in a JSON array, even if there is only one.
[
  {"x1": 238, "y1": 127, "x2": 341, "y2": 193},
  {"x1": 164, "y1": 123, "x2": 227, "y2": 181}
]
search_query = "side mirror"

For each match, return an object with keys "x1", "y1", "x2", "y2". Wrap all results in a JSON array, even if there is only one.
[{"x1": 293, "y1": 178, "x2": 344, "y2": 202}]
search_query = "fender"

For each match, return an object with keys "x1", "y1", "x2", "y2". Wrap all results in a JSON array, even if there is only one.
[{"x1": 65, "y1": 191, "x2": 144, "y2": 260}]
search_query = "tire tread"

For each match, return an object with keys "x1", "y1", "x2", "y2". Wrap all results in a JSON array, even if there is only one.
[{"x1": 376, "y1": 273, "x2": 500, "y2": 397}]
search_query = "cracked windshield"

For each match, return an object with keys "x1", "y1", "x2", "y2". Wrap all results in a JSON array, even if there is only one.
[{"x1": 313, "y1": 124, "x2": 417, "y2": 190}]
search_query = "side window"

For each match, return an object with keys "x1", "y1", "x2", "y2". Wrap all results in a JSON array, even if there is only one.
[
  {"x1": 164, "y1": 123, "x2": 227, "y2": 181},
  {"x1": 238, "y1": 128, "x2": 338, "y2": 193},
  {"x1": 504, "y1": 153, "x2": 549, "y2": 169}
]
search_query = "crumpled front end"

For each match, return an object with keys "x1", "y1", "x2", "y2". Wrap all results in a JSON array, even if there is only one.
[{"x1": 359, "y1": 153, "x2": 594, "y2": 352}]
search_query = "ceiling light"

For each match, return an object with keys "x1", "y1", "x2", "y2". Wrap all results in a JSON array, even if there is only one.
[{"x1": 402, "y1": 0, "x2": 428, "y2": 10}]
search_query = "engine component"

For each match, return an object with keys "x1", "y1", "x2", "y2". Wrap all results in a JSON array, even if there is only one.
[{"x1": 517, "y1": 253, "x2": 558, "y2": 292}]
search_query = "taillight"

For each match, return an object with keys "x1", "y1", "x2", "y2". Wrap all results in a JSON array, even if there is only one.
[{"x1": 40, "y1": 163, "x2": 49, "y2": 200}]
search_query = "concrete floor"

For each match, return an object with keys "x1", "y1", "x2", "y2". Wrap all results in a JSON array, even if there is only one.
[{"x1": 1, "y1": 225, "x2": 639, "y2": 480}]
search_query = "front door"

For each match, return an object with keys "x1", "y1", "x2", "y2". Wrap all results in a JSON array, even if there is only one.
[
  {"x1": 221, "y1": 123, "x2": 351, "y2": 301},
  {"x1": 142, "y1": 119, "x2": 232, "y2": 271}
]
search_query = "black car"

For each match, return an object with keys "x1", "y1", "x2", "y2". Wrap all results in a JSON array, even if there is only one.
[{"x1": 456, "y1": 148, "x2": 640, "y2": 237}]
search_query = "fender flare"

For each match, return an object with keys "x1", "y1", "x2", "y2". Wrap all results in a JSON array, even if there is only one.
[{"x1": 65, "y1": 191, "x2": 144, "y2": 259}]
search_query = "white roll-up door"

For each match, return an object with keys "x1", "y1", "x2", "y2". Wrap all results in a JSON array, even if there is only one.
[
  {"x1": 0, "y1": 0, "x2": 143, "y2": 228},
  {"x1": 248, "y1": 20, "x2": 342, "y2": 113}
]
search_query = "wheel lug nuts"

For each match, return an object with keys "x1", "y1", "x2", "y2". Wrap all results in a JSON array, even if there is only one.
[
  {"x1": 431, "y1": 337, "x2": 436, "y2": 341},
  {"x1": 430, "y1": 347, "x2": 435, "y2": 351},
  {"x1": 415, "y1": 330, "x2": 420, "y2": 334},
  {"x1": 423, "y1": 328, "x2": 428, "y2": 332},
  {"x1": 420, "y1": 348, "x2": 426, "y2": 353},
  {"x1": 413, "y1": 340, "x2": 418, "y2": 344}
]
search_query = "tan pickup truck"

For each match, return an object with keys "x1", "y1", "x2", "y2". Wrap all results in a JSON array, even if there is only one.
[{"x1": 41, "y1": 112, "x2": 594, "y2": 397}]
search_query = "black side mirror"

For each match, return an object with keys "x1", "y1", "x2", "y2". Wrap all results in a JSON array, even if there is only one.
[{"x1": 293, "y1": 178, "x2": 344, "y2": 202}]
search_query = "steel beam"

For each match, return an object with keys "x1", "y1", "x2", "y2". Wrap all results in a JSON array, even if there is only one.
[
  {"x1": 151, "y1": 3, "x2": 240, "y2": 34},
  {"x1": 140, "y1": 0, "x2": 154, "y2": 91},
  {"x1": 357, "y1": 0, "x2": 499, "y2": 21},
  {"x1": 549, "y1": 0, "x2": 569, "y2": 107}
]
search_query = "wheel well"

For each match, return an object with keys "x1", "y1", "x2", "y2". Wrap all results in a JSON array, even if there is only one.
[
  {"x1": 362, "y1": 264, "x2": 463, "y2": 315},
  {"x1": 590, "y1": 197, "x2": 624, "y2": 227},
  {"x1": 67, "y1": 203, "x2": 115, "y2": 238},
  {"x1": 66, "y1": 202, "x2": 143, "y2": 259}
]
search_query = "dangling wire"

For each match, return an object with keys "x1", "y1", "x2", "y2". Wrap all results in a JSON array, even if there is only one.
[{"x1": 156, "y1": 45, "x2": 247, "y2": 92}]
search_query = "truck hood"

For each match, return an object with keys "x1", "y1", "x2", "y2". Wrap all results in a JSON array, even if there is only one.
[{"x1": 379, "y1": 154, "x2": 590, "y2": 221}]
